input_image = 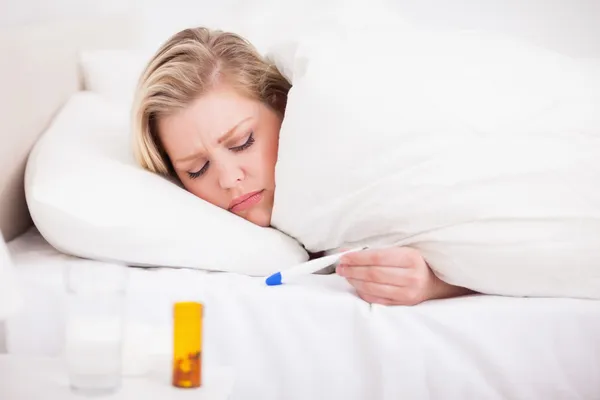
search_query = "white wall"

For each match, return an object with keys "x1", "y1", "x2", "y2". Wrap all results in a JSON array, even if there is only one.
[
  {"x1": 1, "y1": 0, "x2": 598, "y2": 57},
  {"x1": 0, "y1": 0, "x2": 134, "y2": 27},
  {"x1": 388, "y1": 0, "x2": 600, "y2": 57}
]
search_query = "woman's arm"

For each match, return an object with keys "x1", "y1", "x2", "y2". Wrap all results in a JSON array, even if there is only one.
[{"x1": 430, "y1": 276, "x2": 476, "y2": 300}]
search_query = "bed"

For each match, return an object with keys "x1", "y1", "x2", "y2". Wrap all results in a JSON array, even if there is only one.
[
  {"x1": 2, "y1": 14, "x2": 600, "y2": 400},
  {"x1": 7, "y1": 226, "x2": 600, "y2": 399}
]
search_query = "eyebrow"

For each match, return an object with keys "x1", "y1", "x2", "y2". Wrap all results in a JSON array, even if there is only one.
[{"x1": 174, "y1": 117, "x2": 252, "y2": 164}]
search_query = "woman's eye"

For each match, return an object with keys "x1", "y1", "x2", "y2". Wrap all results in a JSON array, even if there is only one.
[
  {"x1": 230, "y1": 132, "x2": 255, "y2": 152},
  {"x1": 186, "y1": 132, "x2": 254, "y2": 179},
  {"x1": 187, "y1": 161, "x2": 209, "y2": 179}
]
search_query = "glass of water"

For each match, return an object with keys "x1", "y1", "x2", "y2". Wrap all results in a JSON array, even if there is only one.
[{"x1": 64, "y1": 261, "x2": 129, "y2": 395}]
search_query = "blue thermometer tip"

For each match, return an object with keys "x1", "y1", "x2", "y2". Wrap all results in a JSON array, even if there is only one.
[{"x1": 265, "y1": 272, "x2": 282, "y2": 286}]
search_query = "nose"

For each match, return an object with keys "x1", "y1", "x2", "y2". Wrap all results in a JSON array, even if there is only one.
[{"x1": 215, "y1": 158, "x2": 244, "y2": 189}]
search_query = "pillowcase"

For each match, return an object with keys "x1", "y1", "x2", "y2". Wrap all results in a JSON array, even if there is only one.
[
  {"x1": 0, "y1": 231, "x2": 21, "y2": 320},
  {"x1": 270, "y1": 23, "x2": 600, "y2": 298},
  {"x1": 79, "y1": 49, "x2": 152, "y2": 107},
  {"x1": 25, "y1": 92, "x2": 308, "y2": 276}
]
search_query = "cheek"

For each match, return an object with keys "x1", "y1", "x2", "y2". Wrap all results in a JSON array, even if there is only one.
[
  {"x1": 180, "y1": 176, "x2": 228, "y2": 208},
  {"x1": 258, "y1": 139, "x2": 278, "y2": 180}
]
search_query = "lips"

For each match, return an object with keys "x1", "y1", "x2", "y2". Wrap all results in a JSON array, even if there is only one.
[{"x1": 228, "y1": 190, "x2": 264, "y2": 212}]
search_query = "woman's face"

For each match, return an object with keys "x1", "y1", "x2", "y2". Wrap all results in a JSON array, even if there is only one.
[{"x1": 158, "y1": 84, "x2": 281, "y2": 227}]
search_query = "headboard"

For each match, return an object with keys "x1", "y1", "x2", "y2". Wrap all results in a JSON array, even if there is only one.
[{"x1": 0, "y1": 15, "x2": 140, "y2": 241}]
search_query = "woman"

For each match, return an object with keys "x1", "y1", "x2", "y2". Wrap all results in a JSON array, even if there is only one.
[{"x1": 132, "y1": 27, "x2": 474, "y2": 306}]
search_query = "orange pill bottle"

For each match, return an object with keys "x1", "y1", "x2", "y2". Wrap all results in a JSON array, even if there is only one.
[{"x1": 172, "y1": 301, "x2": 203, "y2": 388}]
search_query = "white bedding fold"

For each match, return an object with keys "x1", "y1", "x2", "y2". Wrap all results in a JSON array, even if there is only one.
[{"x1": 270, "y1": 22, "x2": 600, "y2": 299}]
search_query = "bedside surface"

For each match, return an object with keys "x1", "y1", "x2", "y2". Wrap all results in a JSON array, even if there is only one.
[{"x1": 0, "y1": 355, "x2": 234, "y2": 400}]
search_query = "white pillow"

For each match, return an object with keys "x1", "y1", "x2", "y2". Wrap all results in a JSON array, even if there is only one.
[
  {"x1": 25, "y1": 92, "x2": 308, "y2": 276},
  {"x1": 270, "y1": 24, "x2": 600, "y2": 298},
  {"x1": 0, "y1": 232, "x2": 21, "y2": 320},
  {"x1": 79, "y1": 49, "x2": 151, "y2": 107}
]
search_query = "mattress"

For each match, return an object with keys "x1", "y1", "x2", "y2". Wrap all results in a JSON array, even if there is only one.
[{"x1": 6, "y1": 228, "x2": 600, "y2": 400}]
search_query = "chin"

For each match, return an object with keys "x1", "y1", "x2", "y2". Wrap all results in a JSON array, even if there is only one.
[
  {"x1": 245, "y1": 210, "x2": 271, "y2": 227},
  {"x1": 248, "y1": 216, "x2": 271, "y2": 227}
]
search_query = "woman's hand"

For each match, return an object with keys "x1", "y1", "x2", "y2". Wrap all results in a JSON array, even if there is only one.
[{"x1": 336, "y1": 246, "x2": 474, "y2": 306}]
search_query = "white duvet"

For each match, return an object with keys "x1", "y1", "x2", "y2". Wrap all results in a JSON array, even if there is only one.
[
  {"x1": 6, "y1": 229, "x2": 600, "y2": 399},
  {"x1": 270, "y1": 22, "x2": 600, "y2": 299}
]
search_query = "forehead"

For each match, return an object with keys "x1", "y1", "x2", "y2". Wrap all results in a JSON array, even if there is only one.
[{"x1": 158, "y1": 86, "x2": 259, "y2": 149}]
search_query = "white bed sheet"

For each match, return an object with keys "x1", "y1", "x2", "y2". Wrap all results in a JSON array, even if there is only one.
[{"x1": 6, "y1": 228, "x2": 600, "y2": 400}]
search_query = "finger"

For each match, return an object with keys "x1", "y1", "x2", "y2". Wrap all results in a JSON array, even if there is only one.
[
  {"x1": 339, "y1": 246, "x2": 420, "y2": 267},
  {"x1": 346, "y1": 278, "x2": 400, "y2": 300},
  {"x1": 337, "y1": 265, "x2": 414, "y2": 286},
  {"x1": 347, "y1": 278, "x2": 425, "y2": 306},
  {"x1": 357, "y1": 292, "x2": 398, "y2": 306},
  {"x1": 357, "y1": 289, "x2": 422, "y2": 306}
]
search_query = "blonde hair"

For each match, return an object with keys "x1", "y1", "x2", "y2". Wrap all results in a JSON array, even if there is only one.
[{"x1": 132, "y1": 27, "x2": 291, "y2": 176}]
